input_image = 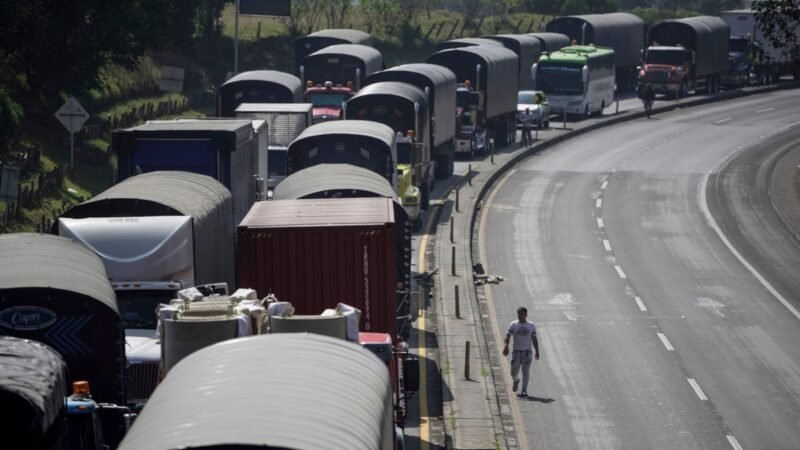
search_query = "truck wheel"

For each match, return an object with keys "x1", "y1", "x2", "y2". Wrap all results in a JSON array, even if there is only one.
[{"x1": 421, "y1": 184, "x2": 430, "y2": 210}]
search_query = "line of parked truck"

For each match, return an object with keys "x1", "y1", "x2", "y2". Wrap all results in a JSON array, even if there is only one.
[{"x1": 2, "y1": 7, "x2": 798, "y2": 449}]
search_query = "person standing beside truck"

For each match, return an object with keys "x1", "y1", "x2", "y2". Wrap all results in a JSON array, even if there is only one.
[
  {"x1": 502, "y1": 306, "x2": 540, "y2": 397},
  {"x1": 520, "y1": 108, "x2": 534, "y2": 147},
  {"x1": 641, "y1": 84, "x2": 656, "y2": 118}
]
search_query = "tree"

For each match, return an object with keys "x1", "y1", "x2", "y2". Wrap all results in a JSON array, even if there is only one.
[
  {"x1": 360, "y1": 0, "x2": 402, "y2": 34},
  {"x1": 754, "y1": 0, "x2": 800, "y2": 70},
  {"x1": 287, "y1": 0, "x2": 325, "y2": 35},
  {"x1": 560, "y1": 0, "x2": 589, "y2": 15},
  {"x1": 324, "y1": 0, "x2": 353, "y2": 28}
]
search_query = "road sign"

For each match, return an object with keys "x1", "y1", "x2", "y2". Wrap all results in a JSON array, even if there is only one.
[
  {"x1": 159, "y1": 66, "x2": 185, "y2": 93},
  {"x1": 55, "y1": 97, "x2": 89, "y2": 134}
]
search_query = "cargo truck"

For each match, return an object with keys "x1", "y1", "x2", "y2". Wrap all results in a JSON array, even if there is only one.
[
  {"x1": 639, "y1": 16, "x2": 730, "y2": 97},
  {"x1": 0, "y1": 234, "x2": 131, "y2": 448},
  {"x1": 54, "y1": 171, "x2": 236, "y2": 405},
  {"x1": 546, "y1": 13, "x2": 646, "y2": 92},
  {"x1": 300, "y1": 44, "x2": 383, "y2": 123},
  {"x1": 483, "y1": 34, "x2": 542, "y2": 90},
  {"x1": 113, "y1": 118, "x2": 267, "y2": 226},
  {"x1": 347, "y1": 82, "x2": 437, "y2": 209},
  {"x1": 721, "y1": 9, "x2": 800, "y2": 85},
  {"x1": 216, "y1": 70, "x2": 303, "y2": 117},
  {"x1": 294, "y1": 28, "x2": 373, "y2": 75},
  {"x1": 238, "y1": 197, "x2": 399, "y2": 338},
  {"x1": 0, "y1": 337, "x2": 126, "y2": 450},
  {"x1": 118, "y1": 333, "x2": 400, "y2": 450},
  {"x1": 273, "y1": 164, "x2": 413, "y2": 336},
  {"x1": 364, "y1": 63, "x2": 458, "y2": 179},
  {"x1": 436, "y1": 37, "x2": 504, "y2": 52},
  {"x1": 426, "y1": 45, "x2": 519, "y2": 155},
  {"x1": 285, "y1": 119, "x2": 421, "y2": 224},
  {"x1": 234, "y1": 102, "x2": 313, "y2": 191}
]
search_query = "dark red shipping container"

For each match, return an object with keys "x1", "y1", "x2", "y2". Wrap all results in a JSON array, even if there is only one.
[{"x1": 238, "y1": 197, "x2": 397, "y2": 337}]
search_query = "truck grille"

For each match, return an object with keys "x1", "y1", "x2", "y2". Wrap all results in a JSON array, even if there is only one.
[
  {"x1": 646, "y1": 71, "x2": 670, "y2": 83},
  {"x1": 126, "y1": 362, "x2": 160, "y2": 404}
]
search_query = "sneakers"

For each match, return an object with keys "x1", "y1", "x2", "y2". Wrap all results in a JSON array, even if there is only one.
[
  {"x1": 512, "y1": 379, "x2": 519, "y2": 392},
  {"x1": 519, "y1": 391, "x2": 528, "y2": 398}
]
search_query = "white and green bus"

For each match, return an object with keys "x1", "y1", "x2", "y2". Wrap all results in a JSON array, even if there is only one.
[{"x1": 532, "y1": 45, "x2": 615, "y2": 118}]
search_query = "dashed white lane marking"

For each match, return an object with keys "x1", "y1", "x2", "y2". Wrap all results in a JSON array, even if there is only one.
[
  {"x1": 715, "y1": 117, "x2": 732, "y2": 124},
  {"x1": 688, "y1": 378, "x2": 708, "y2": 400},
  {"x1": 756, "y1": 107, "x2": 774, "y2": 113},
  {"x1": 634, "y1": 296, "x2": 647, "y2": 312},
  {"x1": 656, "y1": 333, "x2": 675, "y2": 351},
  {"x1": 614, "y1": 265, "x2": 627, "y2": 279},
  {"x1": 603, "y1": 240, "x2": 612, "y2": 251},
  {"x1": 597, "y1": 218, "x2": 604, "y2": 228},
  {"x1": 727, "y1": 435, "x2": 744, "y2": 450},
  {"x1": 596, "y1": 198, "x2": 602, "y2": 208},
  {"x1": 601, "y1": 181, "x2": 609, "y2": 190}
]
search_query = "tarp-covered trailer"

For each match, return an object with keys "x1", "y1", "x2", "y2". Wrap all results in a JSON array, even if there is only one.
[
  {"x1": 273, "y1": 164, "x2": 412, "y2": 336},
  {"x1": 347, "y1": 82, "x2": 436, "y2": 209},
  {"x1": 119, "y1": 334, "x2": 395, "y2": 450},
  {"x1": 649, "y1": 16, "x2": 731, "y2": 78},
  {"x1": 426, "y1": 45, "x2": 519, "y2": 148},
  {"x1": 113, "y1": 119, "x2": 267, "y2": 226},
  {"x1": 0, "y1": 337, "x2": 68, "y2": 449},
  {"x1": 287, "y1": 119, "x2": 397, "y2": 188},
  {"x1": 294, "y1": 29, "x2": 374, "y2": 74},
  {"x1": 301, "y1": 44, "x2": 383, "y2": 88},
  {"x1": 0, "y1": 233, "x2": 125, "y2": 406},
  {"x1": 436, "y1": 37, "x2": 504, "y2": 52},
  {"x1": 217, "y1": 70, "x2": 303, "y2": 117},
  {"x1": 238, "y1": 197, "x2": 398, "y2": 338},
  {"x1": 55, "y1": 171, "x2": 236, "y2": 295},
  {"x1": 363, "y1": 63, "x2": 457, "y2": 178},
  {"x1": 546, "y1": 12, "x2": 646, "y2": 91},
  {"x1": 528, "y1": 32, "x2": 571, "y2": 54},
  {"x1": 483, "y1": 34, "x2": 542, "y2": 90}
]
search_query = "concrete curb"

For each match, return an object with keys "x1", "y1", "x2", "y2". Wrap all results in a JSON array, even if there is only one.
[{"x1": 428, "y1": 80, "x2": 800, "y2": 450}]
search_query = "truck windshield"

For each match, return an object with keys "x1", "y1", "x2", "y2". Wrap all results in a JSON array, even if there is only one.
[
  {"x1": 646, "y1": 50, "x2": 686, "y2": 65},
  {"x1": 396, "y1": 142, "x2": 411, "y2": 165},
  {"x1": 116, "y1": 290, "x2": 176, "y2": 329},
  {"x1": 268, "y1": 149, "x2": 287, "y2": 176},
  {"x1": 537, "y1": 64, "x2": 583, "y2": 95},
  {"x1": 729, "y1": 38, "x2": 750, "y2": 53},
  {"x1": 456, "y1": 90, "x2": 480, "y2": 108},
  {"x1": 309, "y1": 93, "x2": 346, "y2": 107}
]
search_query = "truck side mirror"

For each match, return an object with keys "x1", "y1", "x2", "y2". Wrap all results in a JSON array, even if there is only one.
[
  {"x1": 582, "y1": 65, "x2": 589, "y2": 83},
  {"x1": 531, "y1": 63, "x2": 538, "y2": 88}
]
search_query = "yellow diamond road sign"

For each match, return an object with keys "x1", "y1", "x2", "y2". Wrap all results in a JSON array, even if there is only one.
[{"x1": 55, "y1": 97, "x2": 89, "y2": 134}]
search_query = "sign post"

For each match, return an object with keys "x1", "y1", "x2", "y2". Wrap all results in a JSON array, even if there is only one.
[{"x1": 54, "y1": 97, "x2": 89, "y2": 168}]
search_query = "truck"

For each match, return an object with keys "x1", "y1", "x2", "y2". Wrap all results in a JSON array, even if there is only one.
[
  {"x1": 364, "y1": 63, "x2": 458, "y2": 179},
  {"x1": 426, "y1": 45, "x2": 519, "y2": 156},
  {"x1": 300, "y1": 44, "x2": 383, "y2": 123},
  {"x1": 118, "y1": 333, "x2": 402, "y2": 450},
  {"x1": 721, "y1": 32, "x2": 755, "y2": 88},
  {"x1": 216, "y1": 70, "x2": 303, "y2": 117},
  {"x1": 546, "y1": 13, "x2": 646, "y2": 92},
  {"x1": 238, "y1": 197, "x2": 400, "y2": 339},
  {"x1": 113, "y1": 118, "x2": 268, "y2": 226},
  {"x1": 528, "y1": 32, "x2": 571, "y2": 55},
  {"x1": 0, "y1": 233, "x2": 131, "y2": 448},
  {"x1": 273, "y1": 164, "x2": 413, "y2": 336},
  {"x1": 721, "y1": 9, "x2": 800, "y2": 85},
  {"x1": 347, "y1": 82, "x2": 437, "y2": 209},
  {"x1": 294, "y1": 28, "x2": 373, "y2": 75},
  {"x1": 482, "y1": 34, "x2": 542, "y2": 90},
  {"x1": 54, "y1": 171, "x2": 236, "y2": 406},
  {"x1": 0, "y1": 336, "x2": 125, "y2": 450},
  {"x1": 234, "y1": 102, "x2": 313, "y2": 191},
  {"x1": 639, "y1": 16, "x2": 730, "y2": 98}
]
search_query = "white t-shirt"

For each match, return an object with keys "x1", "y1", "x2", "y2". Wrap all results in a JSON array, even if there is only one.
[{"x1": 507, "y1": 320, "x2": 536, "y2": 352}]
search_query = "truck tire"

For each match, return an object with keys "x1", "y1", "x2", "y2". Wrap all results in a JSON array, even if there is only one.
[{"x1": 421, "y1": 183, "x2": 430, "y2": 210}]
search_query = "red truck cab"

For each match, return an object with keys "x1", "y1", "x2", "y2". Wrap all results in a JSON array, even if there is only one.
[{"x1": 305, "y1": 80, "x2": 354, "y2": 123}]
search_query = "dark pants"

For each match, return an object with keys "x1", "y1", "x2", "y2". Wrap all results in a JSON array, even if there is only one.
[{"x1": 521, "y1": 126, "x2": 532, "y2": 146}]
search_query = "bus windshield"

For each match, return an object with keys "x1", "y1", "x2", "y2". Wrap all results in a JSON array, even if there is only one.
[{"x1": 537, "y1": 64, "x2": 583, "y2": 95}]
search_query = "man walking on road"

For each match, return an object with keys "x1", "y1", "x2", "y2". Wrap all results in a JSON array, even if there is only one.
[{"x1": 503, "y1": 306, "x2": 540, "y2": 397}]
